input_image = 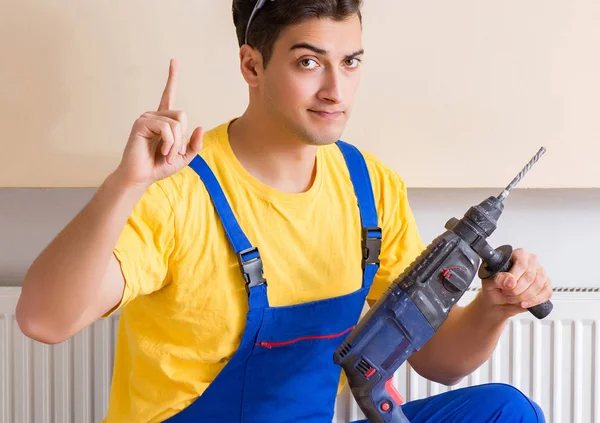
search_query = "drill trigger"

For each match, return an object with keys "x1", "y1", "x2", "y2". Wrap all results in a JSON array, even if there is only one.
[{"x1": 384, "y1": 377, "x2": 405, "y2": 405}]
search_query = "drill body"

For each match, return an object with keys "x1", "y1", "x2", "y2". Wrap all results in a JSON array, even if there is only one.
[{"x1": 333, "y1": 195, "x2": 553, "y2": 423}]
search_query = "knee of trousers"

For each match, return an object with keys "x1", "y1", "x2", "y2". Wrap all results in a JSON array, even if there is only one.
[{"x1": 480, "y1": 383, "x2": 546, "y2": 422}]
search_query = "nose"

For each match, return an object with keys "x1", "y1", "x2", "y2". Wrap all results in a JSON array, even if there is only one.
[{"x1": 317, "y1": 68, "x2": 343, "y2": 104}]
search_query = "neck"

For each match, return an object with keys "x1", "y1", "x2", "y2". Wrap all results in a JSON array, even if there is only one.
[{"x1": 228, "y1": 109, "x2": 318, "y2": 194}]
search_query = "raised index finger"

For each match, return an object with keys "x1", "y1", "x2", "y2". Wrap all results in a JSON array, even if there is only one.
[{"x1": 158, "y1": 59, "x2": 178, "y2": 111}]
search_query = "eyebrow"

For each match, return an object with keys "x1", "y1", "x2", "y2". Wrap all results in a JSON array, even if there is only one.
[{"x1": 289, "y1": 42, "x2": 364, "y2": 59}]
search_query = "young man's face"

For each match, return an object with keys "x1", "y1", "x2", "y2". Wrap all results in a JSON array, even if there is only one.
[{"x1": 260, "y1": 15, "x2": 363, "y2": 146}]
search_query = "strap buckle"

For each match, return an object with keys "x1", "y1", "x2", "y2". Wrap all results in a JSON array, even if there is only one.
[
  {"x1": 362, "y1": 226, "x2": 382, "y2": 268},
  {"x1": 237, "y1": 247, "x2": 267, "y2": 293}
]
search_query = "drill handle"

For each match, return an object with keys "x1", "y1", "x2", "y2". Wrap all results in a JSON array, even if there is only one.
[
  {"x1": 347, "y1": 373, "x2": 411, "y2": 423},
  {"x1": 527, "y1": 300, "x2": 554, "y2": 320},
  {"x1": 479, "y1": 245, "x2": 553, "y2": 319}
]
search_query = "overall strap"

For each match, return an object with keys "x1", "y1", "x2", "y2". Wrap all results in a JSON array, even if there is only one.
[
  {"x1": 188, "y1": 155, "x2": 269, "y2": 310},
  {"x1": 335, "y1": 141, "x2": 381, "y2": 289}
]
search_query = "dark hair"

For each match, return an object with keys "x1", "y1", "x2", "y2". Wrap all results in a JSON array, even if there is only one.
[{"x1": 232, "y1": 0, "x2": 363, "y2": 66}]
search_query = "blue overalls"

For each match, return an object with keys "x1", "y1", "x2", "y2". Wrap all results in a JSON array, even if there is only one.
[{"x1": 164, "y1": 141, "x2": 546, "y2": 423}]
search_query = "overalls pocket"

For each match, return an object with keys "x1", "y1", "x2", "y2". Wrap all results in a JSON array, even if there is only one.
[
  {"x1": 255, "y1": 325, "x2": 355, "y2": 349},
  {"x1": 240, "y1": 323, "x2": 356, "y2": 423}
]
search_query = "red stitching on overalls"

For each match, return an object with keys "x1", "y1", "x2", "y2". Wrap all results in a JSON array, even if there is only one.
[{"x1": 256, "y1": 325, "x2": 356, "y2": 349}]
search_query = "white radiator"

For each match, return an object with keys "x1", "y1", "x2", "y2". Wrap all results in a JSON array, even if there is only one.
[{"x1": 1, "y1": 287, "x2": 599, "y2": 423}]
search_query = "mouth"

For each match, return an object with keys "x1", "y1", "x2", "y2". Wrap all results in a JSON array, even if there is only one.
[{"x1": 308, "y1": 110, "x2": 345, "y2": 119}]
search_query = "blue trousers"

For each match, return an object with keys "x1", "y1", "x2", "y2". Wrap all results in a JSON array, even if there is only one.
[{"x1": 353, "y1": 383, "x2": 545, "y2": 423}]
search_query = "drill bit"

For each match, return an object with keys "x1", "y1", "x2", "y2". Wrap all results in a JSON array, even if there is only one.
[{"x1": 497, "y1": 147, "x2": 546, "y2": 202}]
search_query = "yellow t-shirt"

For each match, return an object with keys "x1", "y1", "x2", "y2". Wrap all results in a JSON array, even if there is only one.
[{"x1": 103, "y1": 120, "x2": 425, "y2": 423}]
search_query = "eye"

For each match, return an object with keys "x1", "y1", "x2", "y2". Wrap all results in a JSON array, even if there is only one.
[
  {"x1": 298, "y1": 58, "x2": 318, "y2": 69},
  {"x1": 345, "y1": 58, "x2": 361, "y2": 69}
]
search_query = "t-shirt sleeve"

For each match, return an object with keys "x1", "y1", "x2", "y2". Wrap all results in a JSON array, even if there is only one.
[
  {"x1": 103, "y1": 181, "x2": 176, "y2": 316},
  {"x1": 367, "y1": 175, "x2": 426, "y2": 303}
]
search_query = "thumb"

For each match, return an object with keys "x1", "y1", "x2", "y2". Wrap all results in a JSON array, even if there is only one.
[{"x1": 185, "y1": 126, "x2": 204, "y2": 159}]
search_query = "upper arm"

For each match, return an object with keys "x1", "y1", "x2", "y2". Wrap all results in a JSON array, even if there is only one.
[{"x1": 96, "y1": 254, "x2": 126, "y2": 318}]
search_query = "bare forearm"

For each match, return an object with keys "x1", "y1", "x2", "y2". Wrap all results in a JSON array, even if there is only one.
[
  {"x1": 16, "y1": 171, "x2": 148, "y2": 342},
  {"x1": 408, "y1": 292, "x2": 509, "y2": 385}
]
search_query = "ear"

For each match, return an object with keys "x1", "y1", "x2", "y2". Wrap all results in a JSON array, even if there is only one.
[{"x1": 239, "y1": 45, "x2": 263, "y2": 88}]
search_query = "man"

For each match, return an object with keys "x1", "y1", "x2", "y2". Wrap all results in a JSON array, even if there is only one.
[{"x1": 17, "y1": 1, "x2": 551, "y2": 422}]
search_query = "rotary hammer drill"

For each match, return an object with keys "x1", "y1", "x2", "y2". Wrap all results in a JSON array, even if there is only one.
[{"x1": 333, "y1": 148, "x2": 553, "y2": 423}]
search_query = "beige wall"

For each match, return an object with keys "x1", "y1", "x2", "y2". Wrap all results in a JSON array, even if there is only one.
[{"x1": 1, "y1": 1, "x2": 599, "y2": 188}]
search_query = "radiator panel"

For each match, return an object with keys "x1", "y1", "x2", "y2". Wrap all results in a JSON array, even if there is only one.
[{"x1": 1, "y1": 287, "x2": 598, "y2": 423}]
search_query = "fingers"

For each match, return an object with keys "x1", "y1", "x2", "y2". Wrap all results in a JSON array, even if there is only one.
[
  {"x1": 158, "y1": 59, "x2": 178, "y2": 111},
  {"x1": 520, "y1": 279, "x2": 553, "y2": 309},
  {"x1": 143, "y1": 111, "x2": 188, "y2": 150},
  {"x1": 489, "y1": 248, "x2": 551, "y2": 309},
  {"x1": 154, "y1": 116, "x2": 181, "y2": 163},
  {"x1": 136, "y1": 117, "x2": 176, "y2": 163},
  {"x1": 141, "y1": 111, "x2": 188, "y2": 161},
  {"x1": 502, "y1": 248, "x2": 535, "y2": 292},
  {"x1": 504, "y1": 266, "x2": 547, "y2": 307}
]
